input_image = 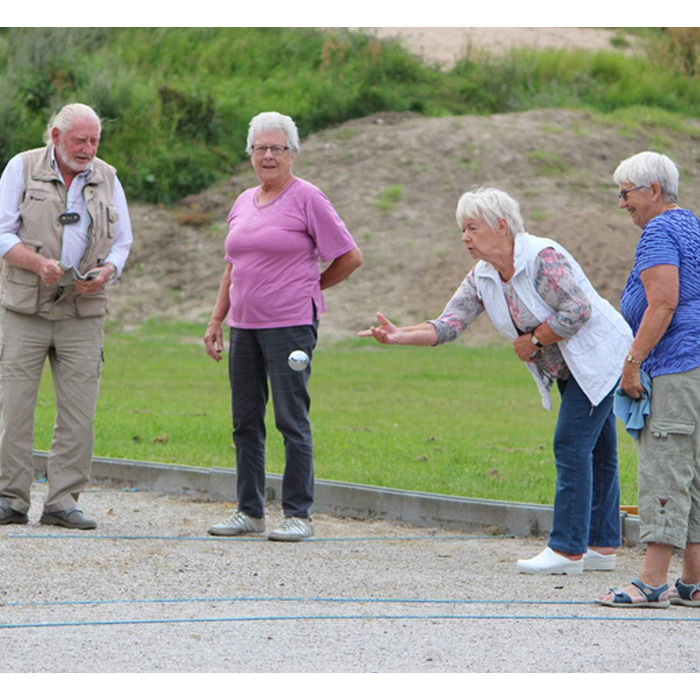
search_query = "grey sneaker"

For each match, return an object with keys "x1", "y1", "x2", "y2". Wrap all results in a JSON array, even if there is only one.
[
  {"x1": 267, "y1": 516, "x2": 314, "y2": 542},
  {"x1": 0, "y1": 497, "x2": 28, "y2": 525},
  {"x1": 208, "y1": 511, "x2": 265, "y2": 536}
]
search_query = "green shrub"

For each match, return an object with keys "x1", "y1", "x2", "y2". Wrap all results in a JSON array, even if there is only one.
[{"x1": 2, "y1": 27, "x2": 700, "y2": 203}]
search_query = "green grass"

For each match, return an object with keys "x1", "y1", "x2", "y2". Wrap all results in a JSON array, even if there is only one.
[
  {"x1": 373, "y1": 184, "x2": 404, "y2": 211},
  {"x1": 33, "y1": 321, "x2": 639, "y2": 506}
]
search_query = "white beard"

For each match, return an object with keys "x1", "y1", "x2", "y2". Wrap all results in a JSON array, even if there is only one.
[{"x1": 56, "y1": 142, "x2": 93, "y2": 173}]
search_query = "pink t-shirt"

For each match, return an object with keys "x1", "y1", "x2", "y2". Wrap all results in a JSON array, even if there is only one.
[{"x1": 225, "y1": 177, "x2": 356, "y2": 329}]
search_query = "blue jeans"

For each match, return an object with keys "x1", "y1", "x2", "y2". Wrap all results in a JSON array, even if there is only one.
[
  {"x1": 549, "y1": 376, "x2": 621, "y2": 555},
  {"x1": 228, "y1": 323, "x2": 317, "y2": 519}
]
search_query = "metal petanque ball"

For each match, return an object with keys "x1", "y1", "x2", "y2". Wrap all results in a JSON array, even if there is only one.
[{"x1": 287, "y1": 350, "x2": 310, "y2": 371}]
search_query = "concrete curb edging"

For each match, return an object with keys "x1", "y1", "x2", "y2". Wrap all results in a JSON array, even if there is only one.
[{"x1": 33, "y1": 452, "x2": 641, "y2": 543}]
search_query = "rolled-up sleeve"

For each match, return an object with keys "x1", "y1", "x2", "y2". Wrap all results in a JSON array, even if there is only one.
[
  {"x1": 534, "y1": 247, "x2": 591, "y2": 339},
  {"x1": 0, "y1": 155, "x2": 25, "y2": 258}
]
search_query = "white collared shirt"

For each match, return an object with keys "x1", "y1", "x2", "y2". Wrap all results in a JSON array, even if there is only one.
[{"x1": 0, "y1": 147, "x2": 132, "y2": 277}]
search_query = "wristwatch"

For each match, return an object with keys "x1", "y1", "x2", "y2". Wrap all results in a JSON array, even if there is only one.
[{"x1": 531, "y1": 332, "x2": 543, "y2": 348}]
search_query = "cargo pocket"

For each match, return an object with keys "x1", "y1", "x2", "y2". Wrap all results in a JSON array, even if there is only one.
[
  {"x1": 648, "y1": 420, "x2": 695, "y2": 440},
  {"x1": 645, "y1": 419, "x2": 696, "y2": 480},
  {"x1": 0, "y1": 265, "x2": 40, "y2": 314}
]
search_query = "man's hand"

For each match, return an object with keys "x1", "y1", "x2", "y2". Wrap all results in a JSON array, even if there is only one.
[
  {"x1": 36, "y1": 258, "x2": 65, "y2": 286},
  {"x1": 73, "y1": 265, "x2": 113, "y2": 295}
]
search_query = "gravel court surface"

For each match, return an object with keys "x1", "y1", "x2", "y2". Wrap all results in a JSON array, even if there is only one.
[{"x1": 1, "y1": 482, "x2": 699, "y2": 675}]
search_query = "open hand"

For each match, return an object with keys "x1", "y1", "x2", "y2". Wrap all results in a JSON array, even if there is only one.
[{"x1": 357, "y1": 312, "x2": 403, "y2": 344}]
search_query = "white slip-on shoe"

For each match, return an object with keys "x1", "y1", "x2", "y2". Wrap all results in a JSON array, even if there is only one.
[
  {"x1": 517, "y1": 547, "x2": 584, "y2": 575},
  {"x1": 583, "y1": 549, "x2": 616, "y2": 571}
]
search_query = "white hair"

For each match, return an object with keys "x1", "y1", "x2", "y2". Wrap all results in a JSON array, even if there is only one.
[
  {"x1": 613, "y1": 151, "x2": 679, "y2": 202},
  {"x1": 246, "y1": 111, "x2": 300, "y2": 155},
  {"x1": 44, "y1": 103, "x2": 101, "y2": 145},
  {"x1": 455, "y1": 187, "x2": 525, "y2": 239}
]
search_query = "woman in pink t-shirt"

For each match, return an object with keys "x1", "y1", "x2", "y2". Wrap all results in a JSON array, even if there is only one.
[{"x1": 204, "y1": 112, "x2": 362, "y2": 542}]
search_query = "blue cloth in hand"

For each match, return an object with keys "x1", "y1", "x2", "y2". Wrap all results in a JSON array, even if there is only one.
[{"x1": 613, "y1": 370, "x2": 652, "y2": 441}]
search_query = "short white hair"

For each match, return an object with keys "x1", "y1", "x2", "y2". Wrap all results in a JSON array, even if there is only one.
[
  {"x1": 613, "y1": 151, "x2": 679, "y2": 202},
  {"x1": 455, "y1": 187, "x2": 525, "y2": 239},
  {"x1": 246, "y1": 111, "x2": 300, "y2": 155},
  {"x1": 44, "y1": 103, "x2": 101, "y2": 146}
]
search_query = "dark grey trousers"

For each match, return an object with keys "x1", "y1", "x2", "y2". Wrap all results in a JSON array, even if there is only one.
[{"x1": 228, "y1": 322, "x2": 317, "y2": 519}]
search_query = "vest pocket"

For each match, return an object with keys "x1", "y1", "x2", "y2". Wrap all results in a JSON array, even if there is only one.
[
  {"x1": 74, "y1": 288, "x2": 108, "y2": 318},
  {"x1": 99, "y1": 203, "x2": 118, "y2": 240},
  {"x1": 0, "y1": 265, "x2": 40, "y2": 314}
]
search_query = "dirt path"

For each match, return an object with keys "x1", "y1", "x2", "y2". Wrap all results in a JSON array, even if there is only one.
[{"x1": 353, "y1": 27, "x2": 633, "y2": 67}]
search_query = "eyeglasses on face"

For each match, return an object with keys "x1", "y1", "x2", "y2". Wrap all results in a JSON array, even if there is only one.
[
  {"x1": 251, "y1": 145, "x2": 290, "y2": 156},
  {"x1": 618, "y1": 184, "x2": 650, "y2": 201}
]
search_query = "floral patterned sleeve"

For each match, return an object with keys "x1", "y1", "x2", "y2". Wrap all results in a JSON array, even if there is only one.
[
  {"x1": 429, "y1": 269, "x2": 485, "y2": 344},
  {"x1": 534, "y1": 247, "x2": 591, "y2": 339}
]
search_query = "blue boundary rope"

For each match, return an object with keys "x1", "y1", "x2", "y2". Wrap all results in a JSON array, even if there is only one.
[
  {"x1": 1, "y1": 594, "x2": 598, "y2": 607},
  {"x1": 1, "y1": 611, "x2": 698, "y2": 630},
  {"x1": 2, "y1": 594, "x2": 699, "y2": 628},
  {"x1": 3, "y1": 533, "x2": 509, "y2": 542}
]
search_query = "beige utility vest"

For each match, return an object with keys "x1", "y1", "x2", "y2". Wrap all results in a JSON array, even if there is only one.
[{"x1": 0, "y1": 146, "x2": 118, "y2": 319}]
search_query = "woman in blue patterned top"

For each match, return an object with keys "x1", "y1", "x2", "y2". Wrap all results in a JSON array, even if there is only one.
[{"x1": 598, "y1": 151, "x2": 700, "y2": 608}]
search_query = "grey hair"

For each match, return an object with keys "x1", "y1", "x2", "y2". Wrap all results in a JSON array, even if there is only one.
[
  {"x1": 613, "y1": 151, "x2": 679, "y2": 203},
  {"x1": 455, "y1": 187, "x2": 525, "y2": 239},
  {"x1": 246, "y1": 111, "x2": 300, "y2": 155},
  {"x1": 44, "y1": 103, "x2": 102, "y2": 145}
]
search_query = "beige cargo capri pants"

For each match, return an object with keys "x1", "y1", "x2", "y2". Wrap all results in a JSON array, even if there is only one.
[
  {"x1": 638, "y1": 366, "x2": 700, "y2": 549},
  {"x1": 0, "y1": 307, "x2": 104, "y2": 515}
]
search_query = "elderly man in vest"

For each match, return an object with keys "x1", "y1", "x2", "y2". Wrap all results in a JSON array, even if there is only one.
[{"x1": 0, "y1": 103, "x2": 132, "y2": 529}]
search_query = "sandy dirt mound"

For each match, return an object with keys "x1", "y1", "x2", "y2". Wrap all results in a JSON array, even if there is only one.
[{"x1": 108, "y1": 30, "x2": 699, "y2": 348}]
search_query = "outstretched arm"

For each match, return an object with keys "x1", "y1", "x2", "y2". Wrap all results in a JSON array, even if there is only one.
[{"x1": 357, "y1": 312, "x2": 438, "y2": 346}]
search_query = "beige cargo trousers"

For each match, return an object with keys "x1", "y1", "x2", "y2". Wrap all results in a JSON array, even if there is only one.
[{"x1": 0, "y1": 307, "x2": 104, "y2": 514}]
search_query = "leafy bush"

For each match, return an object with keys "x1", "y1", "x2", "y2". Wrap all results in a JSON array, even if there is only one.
[{"x1": 2, "y1": 27, "x2": 700, "y2": 203}]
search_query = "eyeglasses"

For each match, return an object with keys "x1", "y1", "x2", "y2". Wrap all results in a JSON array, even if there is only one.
[
  {"x1": 618, "y1": 185, "x2": 650, "y2": 201},
  {"x1": 251, "y1": 145, "x2": 290, "y2": 156}
]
